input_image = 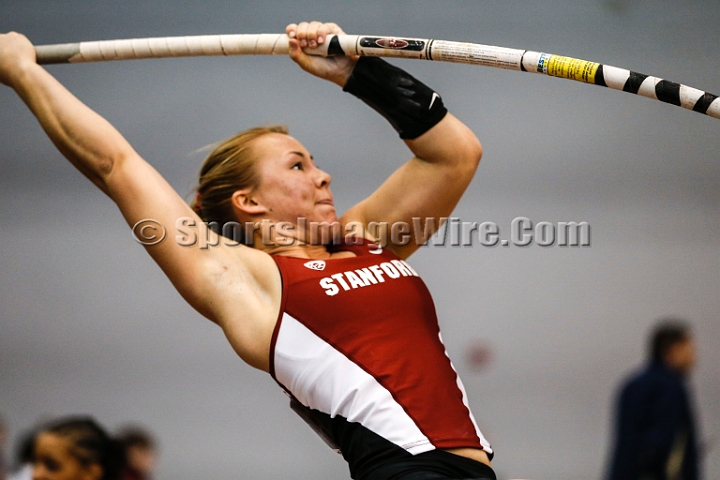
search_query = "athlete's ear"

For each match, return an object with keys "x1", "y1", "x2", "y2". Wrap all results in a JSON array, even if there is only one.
[{"x1": 231, "y1": 189, "x2": 268, "y2": 216}]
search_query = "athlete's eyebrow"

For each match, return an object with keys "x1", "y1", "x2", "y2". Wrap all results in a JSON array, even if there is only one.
[{"x1": 289, "y1": 151, "x2": 315, "y2": 161}]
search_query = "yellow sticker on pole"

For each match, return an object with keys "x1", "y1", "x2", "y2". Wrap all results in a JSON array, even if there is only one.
[{"x1": 545, "y1": 55, "x2": 599, "y2": 84}]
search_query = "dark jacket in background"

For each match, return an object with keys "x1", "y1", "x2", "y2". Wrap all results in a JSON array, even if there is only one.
[{"x1": 608, "y1": 361, "x2": 699, "y2": 480}]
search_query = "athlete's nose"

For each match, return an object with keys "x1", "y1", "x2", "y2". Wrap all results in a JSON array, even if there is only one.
[{"x1": 315, "y1": 168, "x2": 332, "y2": 188}]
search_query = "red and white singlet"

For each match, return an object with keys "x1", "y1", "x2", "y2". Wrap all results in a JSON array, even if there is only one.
[{"x1": 269, "y1": 240, "x2": 492, "y2": 473}]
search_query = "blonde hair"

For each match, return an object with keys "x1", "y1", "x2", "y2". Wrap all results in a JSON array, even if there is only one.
[{"x1": 191, "y1": 125, "x2": 289, "y2": 226}]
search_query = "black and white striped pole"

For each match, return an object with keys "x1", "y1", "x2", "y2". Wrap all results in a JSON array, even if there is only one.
[{"x1": 34, "y1": 33, "x2": 720, "y2": 120}]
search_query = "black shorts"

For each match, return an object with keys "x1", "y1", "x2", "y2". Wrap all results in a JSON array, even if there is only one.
[
  {"x1": 362, "y1": 449, "x2": 496, "y2": 480},
  {"x1": 291, "y1": 401, "x2": 495, "y2": 480}
]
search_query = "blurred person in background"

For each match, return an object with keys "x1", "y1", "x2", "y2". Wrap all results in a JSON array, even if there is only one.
[
  {"x1": 7, "y1": 425, "x2": 35, "y2": 480},
  {"x1": 607, "y1": 318, "x2": 700, "y2": 480},
  {"x1": 30, "y1": 416, "x2": 124, "y2": 480},
  {"x1": 115, "y1": 426, "x2": 157, "y2": 480}
]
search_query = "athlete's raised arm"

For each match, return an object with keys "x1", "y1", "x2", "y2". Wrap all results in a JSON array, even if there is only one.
[
  {"x1": 286, "y1": 22, "x2": 482, "y2": 259},
  {"x1": 346, "y1": 113, "x2": 482, "y2": 259},
  {"x1": 0, "y1": 32, "x2": 280, "y2": 368}
]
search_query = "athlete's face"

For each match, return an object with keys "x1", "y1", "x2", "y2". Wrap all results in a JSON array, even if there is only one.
[
  {"x1": 32, "y1": 433, "x2": 102, "y2": 480},
  {"x1": 244, "y1": 133, "x2": 337, "y2": 240}
]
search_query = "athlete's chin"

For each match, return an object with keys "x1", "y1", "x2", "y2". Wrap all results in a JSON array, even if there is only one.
[
  {"x1": 316, "y1": 203, "x2": 337, "y2": 214},
  {"x1": 312, "y1": 209, "x2": 339, "y2": 224}
]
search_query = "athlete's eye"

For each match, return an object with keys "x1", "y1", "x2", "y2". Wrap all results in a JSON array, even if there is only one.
[{"x1": 292, "y1": 162, "x2": 302, "y2": 170}]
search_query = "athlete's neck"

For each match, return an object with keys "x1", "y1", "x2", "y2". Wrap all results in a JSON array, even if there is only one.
[{"x1": 261, "y1": 244, "x2": 332, "y2": 259}]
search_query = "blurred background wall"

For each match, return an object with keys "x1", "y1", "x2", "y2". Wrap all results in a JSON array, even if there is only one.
[{"x1": 1, "y1": 1, "x2": 718, "y2": 479}]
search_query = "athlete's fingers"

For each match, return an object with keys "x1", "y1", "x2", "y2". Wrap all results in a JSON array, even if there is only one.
[
  {"x1": 316, "y1": 23, "x2": 339, "y2": 45},
  {"x1": 287, "y1": 29, "x2": 312, "y2": 70},
  {"x1": 286, "y1": 21, "x2": 356, "y2": 87},
  {"x1": 291, "y1": 21, "x2": 342, "y2": 48},
  {"x1": 295, "y1": 22, "x2": 310, "y2": 48},
  {"x1": 287, "y1": 37, "x2": 307, "y2": 65},
  {"x1": 305, "y1": 21, "x2": 323, "y2": 49},
  {"x1": 317, "y1": 22, "x2": 344, "y2": 44},
  {"x1": 286, "y1": 23, "x2": 304, "y2": 64}
]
